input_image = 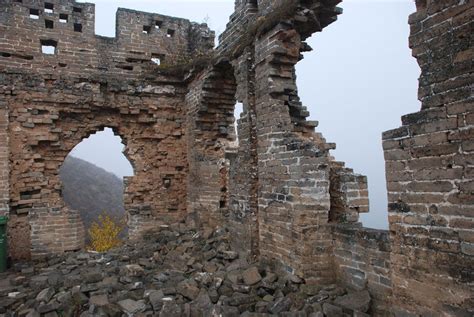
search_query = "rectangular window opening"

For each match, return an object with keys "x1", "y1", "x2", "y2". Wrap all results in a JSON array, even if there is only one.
[
  {"x1": 74, "y1": 23, "x2": 82, "y2": 32},
  {"x1": 73, "y1": 7, "x2": 82, "y2": 13},
  {"x1": 151, "y1": 54, "x2": 165, "y2": 65},
  {"x1": 166, "y1": 29, "x2": 175, "y2": 38},
  {"x1": 44, "y1": 3, "x2": 54, "y2": 14},
  {"x1": 41, "y1": 39, "x2": 57, "y2": 55},
  {"x1": 116, "y1": 64, "x2": 134, "y2": 71},
  {"x1": 45, "y1": 19, "x2": 54, "y2": 29},
  {"x1": 29, "y1": 9, "x2": 40, "y2": 19},
  {"x1": 143, "y1": 25, "x2": 151, "y2": 34},
  {"x1": 155, "y1": 21, "x2": 163, "y2": 29},
  {"x1": 59, "y1": 14, "x2": 68, "y2": 23}
]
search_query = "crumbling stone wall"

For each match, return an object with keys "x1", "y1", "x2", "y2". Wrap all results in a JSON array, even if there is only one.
[
  {"x1": 0, "y1": 0, "x2": 213, "y2": 259},
  {"x1": 1, "y1": 0, "x2": 472, "y2": 315},
  {"x1": 187, "y1": 0, "x2": 371, "y2": 285},
  {"x1": 382, "y1": 0, "x2": 473, "y2": 315},
  {"x1": 185, "y1": 62, "x2": 238, "y2": 229}
]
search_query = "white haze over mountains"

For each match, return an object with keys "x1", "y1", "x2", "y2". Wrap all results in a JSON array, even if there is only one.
[{"x1": 72, "y1": 0, "x2": 419, "y2": 229}]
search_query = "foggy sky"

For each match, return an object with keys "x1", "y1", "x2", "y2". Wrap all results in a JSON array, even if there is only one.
[{"x1": 72, "y1": 0, "x2": 420, "y2": 229}]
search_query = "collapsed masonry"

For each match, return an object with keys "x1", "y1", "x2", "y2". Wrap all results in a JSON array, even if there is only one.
[{"x1": 0, "y1": 0, "x2": 472, "y2": 315}]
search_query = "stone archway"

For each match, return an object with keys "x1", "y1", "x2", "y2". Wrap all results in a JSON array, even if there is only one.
[
  {"x1": 5, "y1": 75, "x2": 189, "y2": 260},
  {"x1": 59, "y1": 127, "x2": 134, "y2": 245}
]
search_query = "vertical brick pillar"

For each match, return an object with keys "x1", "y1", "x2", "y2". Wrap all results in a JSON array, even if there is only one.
[
  {"x1": 383, "y1": 1, "x2": 473, "y2": 315},
  {"x1": 254, "y1": 25, "x2": 335, "y2": 284}
]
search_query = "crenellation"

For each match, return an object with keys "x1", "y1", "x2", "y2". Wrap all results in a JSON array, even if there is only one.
[{"x1": 0, "y1": 0, "x2": 214, "y2": 78}]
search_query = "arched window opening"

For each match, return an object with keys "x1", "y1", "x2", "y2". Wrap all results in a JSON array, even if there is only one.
[{"x1": 59, "y1": 128, "x2": 134, "y2": 245}]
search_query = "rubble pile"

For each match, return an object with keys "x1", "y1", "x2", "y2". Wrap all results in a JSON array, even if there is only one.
[{"x1": 0, "y1": 225, "x2": 371, "y2": 316}]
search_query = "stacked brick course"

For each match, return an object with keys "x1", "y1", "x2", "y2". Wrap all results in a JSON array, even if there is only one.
[
  {"x1": 333, "y1": 225, "x2": 392, "y2": 315},
  {"x1": 0, "y1": 0, "x2": 472, "y2": 315}
]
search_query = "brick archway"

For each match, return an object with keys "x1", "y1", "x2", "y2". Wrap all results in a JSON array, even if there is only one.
[
  {"x1": 5, "y1": 75, "x2": 189, "y2": 260},
  {"x1": 59, "y1": 126, "x2": 134, "y2": 244}
]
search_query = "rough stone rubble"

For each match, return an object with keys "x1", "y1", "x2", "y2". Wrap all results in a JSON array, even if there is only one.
[{"x1": 1, "y1": 225, "x2": 372, "y2": 317}]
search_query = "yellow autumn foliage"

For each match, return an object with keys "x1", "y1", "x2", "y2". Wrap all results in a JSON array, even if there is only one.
[{"x1": 88, "y1": 213, "x2": 125, "y2": 252}]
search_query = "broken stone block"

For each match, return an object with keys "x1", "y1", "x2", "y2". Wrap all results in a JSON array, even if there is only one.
[
  {"x1": 242, "y1": 266, "x2": 262, "y2": 285},
  {"x1": 149, "y1": 290, "x2": 165, "y2": 311},
  {"x1": 177, "y1": 279, "x2": 200, "y2": 300},
  {"x1": 322, "y1": 303, "x2": 343, "y2": 317},
  {"x1": 334, "y1": 290, "x2": 371, "y2": 313},
  {"x1": 159, "y1": 301, "x2": 182, "y2": 317},
  {"x1": 123, "y1": 264, "x2": 145, "y2": 277},
  {"x1": 117, "y1": 299, "x2": 146, "y2": 314},
  {"x1": 36, "y1": 288, "x2": 55, "y2": 303},
  {"x1": 89, "y1": 294, "x2": 109, "y2": 307},
  {"x1": 268, "y1": 297, "x2": 292, "y2": 314}
]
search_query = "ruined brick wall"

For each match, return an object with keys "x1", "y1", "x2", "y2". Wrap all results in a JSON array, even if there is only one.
[
  {"x1": 0, "y1": 0, "x2": 213, "y2": 76},
  {"x1": 190, "y1": 0, "x2": 371, "y2": 283},
  {"x1": 0, "y1": 0, "x2": 213, "y2": 259},
  {"x1": 332, "y1": 225, "x2": 392, "y2": 316},
  {"x1": 185, "y1": 63, "x2": 237, "y2": 228},
  {"x1": 2, "y1": 0, "x2": 472, "y2": 315},
  {"x1": 227, "y1": 51, "x2": 260, "y2": 259},
  {"x1": 382, "y1": 0, "x2": 473, "y2": 315},
  {"x1": 329, "y1": 161, "x2": 369, "y2": 223},
  {"x1": 252, "y1": 24, "x2": 335, "y2": 283}
]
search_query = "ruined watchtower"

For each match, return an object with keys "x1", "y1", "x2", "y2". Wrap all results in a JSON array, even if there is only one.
[{"x1": 0, "y1": 0, "x2": 472, "y2": 316}]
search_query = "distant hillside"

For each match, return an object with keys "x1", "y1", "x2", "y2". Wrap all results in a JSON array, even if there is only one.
[{"x1": 60, "y1": 156, "x2": 126, "y2": 239}]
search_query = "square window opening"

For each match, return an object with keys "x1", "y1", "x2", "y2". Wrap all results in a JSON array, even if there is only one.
[
  {"x1": 59, "y1": 14, "x2": 68, "y2": 23},
  {"x1": 163, "y1": 178, "x2": 171, "y2": 188},
  {"x1": 143, "y1": 25, "x2": 151, "y2": 34},
  {"x1": 166, "y1": 29, "x2": 175, "y2": 38},
  {"x1": 44, "y1": 3, "x2": 54, "y2": 13},
  {"x1": 74, "y1": 23, "x2": 82, "y2": 32},
  {"x1": 155, "y1": 21, "x2": 162, "y2": 29},
  {"x1": 29, "y1": 9, "x2": 40, "y2": 19},
  {"x1": 73, "y1": 7, "x2": 82, "y2": 13},
  {"x1": 151, "y1": 54, "x2": 164, "y2": 65},
  {"x1": 41, "y1": 39, "x2": 57, "y2": 55},
  {"x1": 45, "y1": 19, "x2": 54, "y2": 29}
]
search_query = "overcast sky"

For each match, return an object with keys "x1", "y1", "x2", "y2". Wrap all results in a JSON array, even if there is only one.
[{"x1": 71, "y1": 0, "x2": 420, "y2": 229}]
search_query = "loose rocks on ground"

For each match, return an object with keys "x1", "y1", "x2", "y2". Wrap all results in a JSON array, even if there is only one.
[{"x1": 0, "y1": 225, "x2": 372, "y2": 316}]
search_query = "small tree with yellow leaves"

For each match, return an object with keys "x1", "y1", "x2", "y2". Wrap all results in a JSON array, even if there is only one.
[{"x1": 88, "y1": 212, "x2": 125, "y2": 252}]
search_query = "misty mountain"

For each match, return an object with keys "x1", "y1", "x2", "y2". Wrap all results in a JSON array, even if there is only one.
[{"x1": 59, "y1": 156, "x2": 126, "y2": 237}]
